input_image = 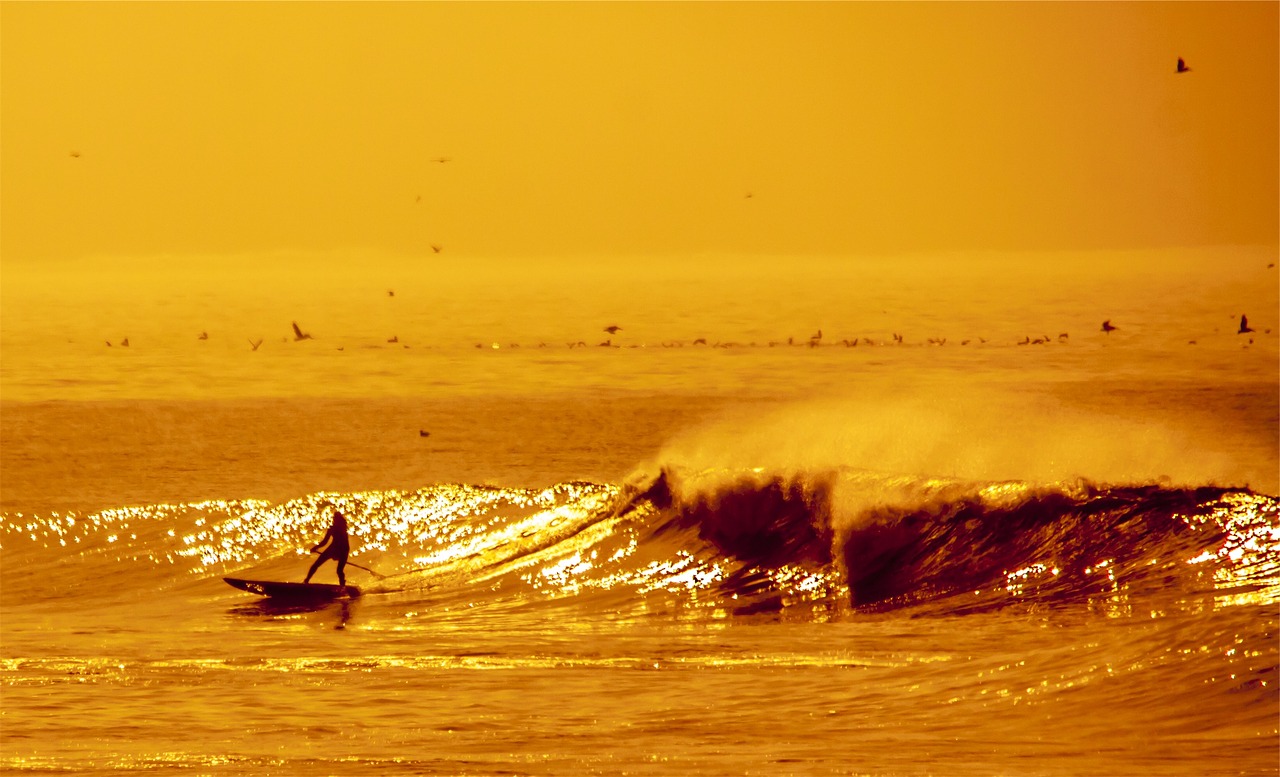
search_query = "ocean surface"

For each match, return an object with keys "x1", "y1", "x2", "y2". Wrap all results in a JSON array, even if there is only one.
[{"x1": 1, "y1": 248, "x2": 1278, "y2": 775}]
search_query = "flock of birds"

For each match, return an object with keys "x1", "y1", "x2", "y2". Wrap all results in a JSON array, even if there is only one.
[{"x1": 101, "y1": 313, "x2": 1267, "y2": 351}]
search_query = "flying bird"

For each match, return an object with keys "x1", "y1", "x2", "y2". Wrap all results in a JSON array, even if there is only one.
[
  {"x1": 248, "y1": 338, "x2": 264, "y2": 351},
  {"x1": 1101, "y1": 320, "x2": 1117, "y2": 333},
  {"x1": 1238, "y1": 315, "x2": 1254, "y2": 334},
  {"x1": 291, "y1": 321, "x2": 313, "y2": 341},
  {"x1": 1177, "y1": 57, "x2": 1191, "y2": 74},
  {"x1": 603, "y1": 325, "x2": 622, "y2": 334}
]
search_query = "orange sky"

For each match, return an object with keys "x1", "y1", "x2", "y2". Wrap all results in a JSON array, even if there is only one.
[{"x1": 2, "y1": 1, "x2": 1276, "y2": 262}]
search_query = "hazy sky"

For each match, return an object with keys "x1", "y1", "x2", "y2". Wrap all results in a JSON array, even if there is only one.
[{"x1": 2, "y1": 1, "x2": 1276, "y2": 263}]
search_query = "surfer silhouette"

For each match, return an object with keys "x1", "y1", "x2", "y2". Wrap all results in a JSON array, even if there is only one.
[{"x1": 305, "y1": 511, "x2": 351, "y2": 586}]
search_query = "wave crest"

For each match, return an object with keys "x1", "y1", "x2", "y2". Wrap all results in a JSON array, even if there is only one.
[{"x1": 639, "y1": 466, "x2": 1277, "y2": 612}]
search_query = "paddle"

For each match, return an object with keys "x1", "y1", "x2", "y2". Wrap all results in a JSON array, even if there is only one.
[{"x1": 311, "y1": 549, "x2": 386, "y2": 579}]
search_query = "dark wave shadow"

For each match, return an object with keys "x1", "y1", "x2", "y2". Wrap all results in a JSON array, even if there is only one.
[{"x1": 228, "y1": 597, "x2": 356, "y2": 628}]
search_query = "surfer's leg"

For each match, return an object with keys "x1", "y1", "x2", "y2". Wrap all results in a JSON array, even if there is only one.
[
  {"x1": 336, "y1": 556, "x2": 347, "y2": 586},
  {"x1": 304, "y1": 553, "x2": 326, "y2": 583}
]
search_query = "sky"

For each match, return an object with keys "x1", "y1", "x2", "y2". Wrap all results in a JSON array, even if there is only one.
[{"x1": 2, "y1": 1, "x2": 1277, "y2": 264}]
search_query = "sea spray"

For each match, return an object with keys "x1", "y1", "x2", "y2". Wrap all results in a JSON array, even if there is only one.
[{"x1": 655, "y1": 389, "x2": 1250, "y2": 489}]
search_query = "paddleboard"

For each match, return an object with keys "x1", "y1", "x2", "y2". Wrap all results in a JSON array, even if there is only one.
[{"x1": 223, "y1": 577, "x2": 361, "y2": 599}]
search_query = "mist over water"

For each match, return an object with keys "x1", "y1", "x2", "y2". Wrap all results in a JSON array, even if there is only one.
[{"x1": 659, "y1": 389, "x2": 1254, "y2": 491}]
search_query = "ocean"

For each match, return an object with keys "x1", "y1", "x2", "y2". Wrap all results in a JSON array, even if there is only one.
[{"x1": 1, "y1": 248, "x2": 1277, "y2": 775}]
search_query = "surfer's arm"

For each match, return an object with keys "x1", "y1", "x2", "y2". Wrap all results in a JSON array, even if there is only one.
[{"x1": 311, "y1": 525, "x2": 334, "y2": 553}]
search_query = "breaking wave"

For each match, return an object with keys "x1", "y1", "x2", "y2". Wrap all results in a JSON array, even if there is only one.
[{"x1": 3, "y1": 466, "x2": 1276, "y2": 620}]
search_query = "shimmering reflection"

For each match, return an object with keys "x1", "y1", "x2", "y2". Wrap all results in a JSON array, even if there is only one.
[
  {"x1": 1181, "y1": 491, "x2": 1280, "y2": 606},
  {"x1": 0, "y1": 482, "x2": 623, "y2": 591},
  {"x1": 1003, "y1": 562, "x2": 1061, "y2": 596},
  {"x1": 2, "y1": 481, "x2": 1276, "y2": 623},
  {"x1": 513, "y1": 504, "x2": 848, "y2": 611}
]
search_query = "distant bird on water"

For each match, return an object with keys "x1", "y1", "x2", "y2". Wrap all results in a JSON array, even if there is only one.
[
  {"x1": 388, "y1": 290, "x2": 395, "y2": 297},
  {"x1": 1101, "y1": 320, "x2": 1117, "y2": 333},
  {"x1": 198, "y1": 331, "x2": 208, "y2": 341},
  {"x1": 1238, "y1": 315, "x2": 1254, "y2": 334},
  {"x1": 248, "y1": 338, "x2": 264, "y2": 351},
  {"x1": 291, "y1": 321, "x2": 313, "y2": 341},
  {"x1": 1176, "y1": 57, "x2": 1191, "y2": 74},
  {"x1": 419, "y1": 430, "x2": 430, "y2": 438},
  {"x1": 431, "y1": 244, "x2": 443, "y2": 254},
  {"x1": 69, "y1": 151, "x2": 81, "y2": 158},
  {"x1": 604, "y1": 325, "x2": 622, "y2": 334},
  {"x1": 120, "y1": 338, "x2": 129, "y2": 347}
]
